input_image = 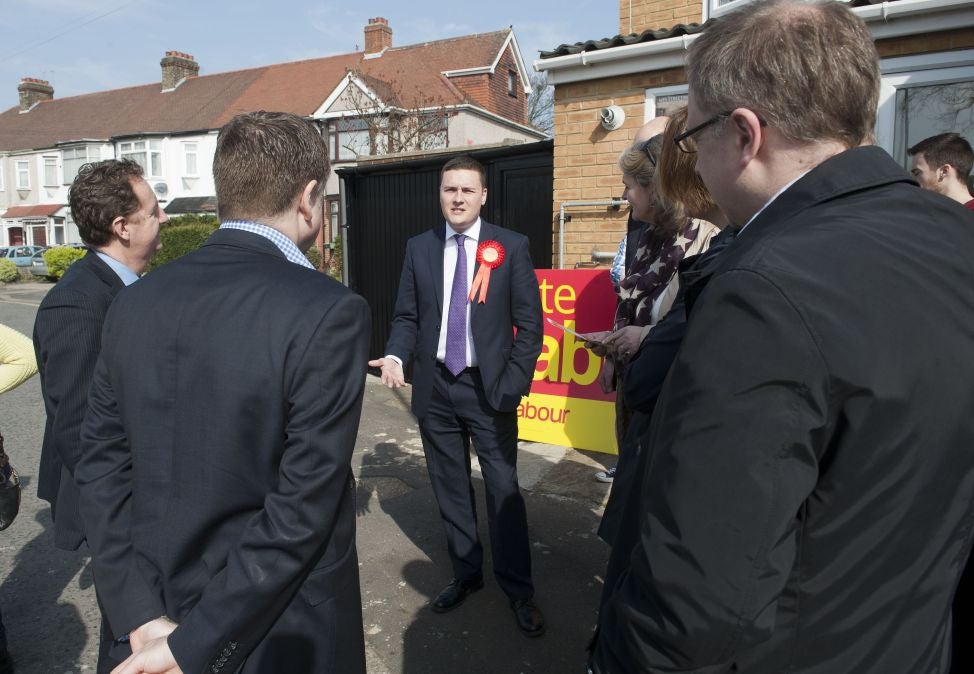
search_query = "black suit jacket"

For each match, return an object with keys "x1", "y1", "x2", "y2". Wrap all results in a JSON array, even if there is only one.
[
  {"x1": 594, "y1": 146, "x2": 974, "y2": 673},
  {"x1": 385, "y1": 221, "x2": 542, "y2": 417},
  {"x1": 34, "y1": 250, "x2": 123, "y2": 551},
  {"x1": 75, "y1": 229, "x2": 370, "y2": 674}
]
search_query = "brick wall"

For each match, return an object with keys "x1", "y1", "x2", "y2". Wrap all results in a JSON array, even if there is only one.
[
  {"x1": 450, "y1": 45, "x2": 528, "y2": 126},
  {"x1": 619, "y1": 0, "x2": 703, "y2": 35},
  {"x1": 551, "y1": 67, "x2": 685, "y2": 268}
]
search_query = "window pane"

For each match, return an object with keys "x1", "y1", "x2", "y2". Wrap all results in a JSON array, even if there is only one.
[
  {"x1": 44, "y1": 157, "x2": 58, "y2": 186},
  {"x1": 893, "y1": 80, "x2": 974, "y2": 168},
  {"x1": 150, "y1": 152, "x2": 162, "y2": 177},
  {"x1": 654, "y1": 93, "x2": 688, "y2": 118},
  {"x1": 16, "y1": 161, "x2": 29, "y2": 188}
]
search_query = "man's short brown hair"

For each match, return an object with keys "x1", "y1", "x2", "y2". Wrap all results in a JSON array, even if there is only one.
[
  {"x1": 68, "y1": 159, "x2": 144, "y2": 246},
  {"x1": 909, "y1": 133, "x2": 974, "y2": 182},
  {"x1": 440, "y1": 155, "x2": 486, "y2": 187},
  {"x1": 687, "y1": 0, "x2": 880, "y2": 148},
  {"x1": 214, "y1": 111, "x2": 329, "y2": 222},
  {"x1": 658, "y1": 107, "x2": 719, "y2": 219}
]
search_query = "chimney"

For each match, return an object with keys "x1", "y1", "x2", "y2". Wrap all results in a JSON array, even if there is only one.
[
  {"x1": 160, "y1": 51, "x2": 199, "y2": 91},
  {"x1": 18, "y1": 77, "x2": 53, "y2": 112},
  {"x1": 364, "y1": 17, "x2": 392, "y2": 55}
]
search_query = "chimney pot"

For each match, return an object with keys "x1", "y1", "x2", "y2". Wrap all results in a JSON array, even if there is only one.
[
  {"x1": 364, "y1": 17, "x2": 393, "y2": 55},
  {"x1": 161, "y1": 51, "x2": 199, "y2": 91},
  {"x1": 18, "y1": 77, "x2": 53, "y2": 112}
]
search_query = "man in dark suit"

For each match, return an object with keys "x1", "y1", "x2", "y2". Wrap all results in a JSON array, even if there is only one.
[
  {"x1": 591, "y1": 1, "x2": 974, "y2": 672},
  {"x1": 34, "y1": 158, "x2": 164, "y2": 673},
  {"x1": 75, "y1": 112, "x2": 370, "y2": 674},
  {"x1": 369, "y1": 155, "x2": 545, "y2": 636}
]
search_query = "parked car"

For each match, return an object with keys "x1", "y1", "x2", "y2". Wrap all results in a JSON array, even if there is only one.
[
  {"x1": 31, "y1": 243, "x2": 86, "y2": 281},
  {"x1": 2, "y1": 245, "x2": 47, "y2": 266}
]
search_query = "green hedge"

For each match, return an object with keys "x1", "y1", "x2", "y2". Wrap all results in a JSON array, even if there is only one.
[
  {"x1": 43, "y1": 247, "x2": 87, "y2": 280},
  {"x1": 305, "y1": 245, "x2": 322, "y2": 270},
  {"x1": 146, "y1": 215, "x2": 219, "y2": 272},
  {"x1": 0, "y1": 259, "x2": 16, "y2": 283}
]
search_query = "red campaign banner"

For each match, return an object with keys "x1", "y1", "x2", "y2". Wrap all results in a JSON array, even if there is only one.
[{"x1": 532, "y1": 269, "x2": 615, "y2": 402}]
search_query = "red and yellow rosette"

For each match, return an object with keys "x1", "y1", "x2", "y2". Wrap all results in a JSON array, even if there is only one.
[{"x1": 468, "y1": 240, "x2": 505, "y2": 303}]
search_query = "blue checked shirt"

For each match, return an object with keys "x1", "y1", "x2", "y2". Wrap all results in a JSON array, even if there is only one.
[{"x1": 220, "y1": 220, "x2": 314, "y2": 269}]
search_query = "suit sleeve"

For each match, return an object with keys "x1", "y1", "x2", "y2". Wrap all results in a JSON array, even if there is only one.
[
  {"x1": 166, "y1": 293, "x2": 371, "y2": 674},
  {"x1": 76, "y1": 308, "x2": 167, "y2": 637},
  {"x1": 35, "y1": 289, "x2": 108, "y2": 475},
  {"x1": 494, "y1": 235, "x2": 543, "y2": 404},
  {"x1": 384, "y1": 240, "x2": 419, "y2": 365},
  {"x1": 593, "y1": 270, "x2": 826, "y2": 672}
]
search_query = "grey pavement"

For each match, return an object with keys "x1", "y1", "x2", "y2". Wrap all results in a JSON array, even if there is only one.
[{"x1": 0, "y1": 281, "x2": 615, "y2": 674}]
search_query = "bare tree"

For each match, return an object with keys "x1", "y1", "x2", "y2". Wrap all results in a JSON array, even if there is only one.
[
  {"x1": 331, "y1": 70, "x2": 451, "y2": 158},
  {"x1": 528, "y1": 72, "x2": 554, "y2": 138}
]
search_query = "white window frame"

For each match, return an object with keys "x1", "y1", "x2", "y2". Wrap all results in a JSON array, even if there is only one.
[
  {"x1": 0, "y1": 164, "x2": 4, "y2": 191},
  {"x1": 644, "y1": 84, "x2": 689, "y2": 124},
  {"x1": 15, "y1": 160, "x2": 29, "y2": 189},
  {"x1": 43, "y1": 155, "x2": 58, "y2": 187},
  {"x1": 62, "y1": 145, "x2": 100, "y2": 184},
  {"x1": 703, "y1": 0, "x2": 751, "y2": 21},
  {"x1": 875, "y1": 49, "x2": 974, "y2": 161},
  {"x1": 183, "y1": 141, "x2": 198, "y2": 176},
  {"x1": 119, "y1": 139, "x2": 163, "y2": 178}
]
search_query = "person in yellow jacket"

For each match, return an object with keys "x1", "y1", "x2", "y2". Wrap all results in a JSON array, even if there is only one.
[
  {"x1": 0, "y1": 323, "x2": 37, "y2": 394},
  {"x1": 0, "y1": 322, "x2": 38, "y2": 673}
]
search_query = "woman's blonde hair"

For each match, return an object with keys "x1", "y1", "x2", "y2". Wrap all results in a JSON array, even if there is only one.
[{"x1": 619, "y1": 134, "x2": 687, "y2": 241}]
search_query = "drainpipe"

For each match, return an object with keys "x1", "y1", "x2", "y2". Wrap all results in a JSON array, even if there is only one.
[{"x1": 557, "y1": 199, "x2": 628, "y2": 269}]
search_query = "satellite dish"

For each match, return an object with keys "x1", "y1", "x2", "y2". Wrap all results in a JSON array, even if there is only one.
[{"x1": 153, "y1": 182, "x2": 169, "y2": 196}]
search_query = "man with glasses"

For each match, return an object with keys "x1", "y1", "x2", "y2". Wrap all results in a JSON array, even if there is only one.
[{"x1": 591, "y1": 1, "x2": 974, "y2": 672}]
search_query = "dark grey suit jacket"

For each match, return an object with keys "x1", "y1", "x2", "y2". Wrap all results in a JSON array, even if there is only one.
[
  {"x1": 385, "y1": 220, "x2": 542, "y2": 417},
  {"x1": 75, "y1": 229, "x2": 370, "y2": 674},
  {"x1": 34, "y1": 250, "x2": 124, "y2": 551}
]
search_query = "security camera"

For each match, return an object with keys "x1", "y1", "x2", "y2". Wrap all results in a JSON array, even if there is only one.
[{"x1": 599, "y1": 105, "x2": 625, "y2": 131}]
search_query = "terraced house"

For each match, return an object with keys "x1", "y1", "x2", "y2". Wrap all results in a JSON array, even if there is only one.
[
  {"x1": 535, "y1": 0, "x2": 974, "y2": 268},
  {"x1": 0, "y1": 17, "x2": 543, "y2": 256}
]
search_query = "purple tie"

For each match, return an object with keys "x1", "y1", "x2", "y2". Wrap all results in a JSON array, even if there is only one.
[{"x1": 445, "y1": 234, "x2": 468, "y2": 376}]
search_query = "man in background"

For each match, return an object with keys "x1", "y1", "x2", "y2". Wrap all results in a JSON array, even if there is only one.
[
  {"x1": 34, "y1": 158, "x2": 164, "y2": 673},
  {"x1": 908, "y1": 132, "x2": 974, "y2": 210},
  {"x1": 76, "y1": 112, "x2": 369, "y2": 674}
]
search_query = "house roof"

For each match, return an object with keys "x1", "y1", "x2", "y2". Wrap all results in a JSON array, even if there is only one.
[
  {"x1": 0, "y1": 29, "x2": 514, "y2": 152},
  {"x1": 2, "y1": 204, "x2": 63, "y2": 218},
  {"x1": 538, "y1": 0, "x2": 900, "y2": 60}
]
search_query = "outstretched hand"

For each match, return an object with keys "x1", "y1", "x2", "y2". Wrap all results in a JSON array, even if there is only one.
[{"x1": 368, "y1": 358, "x2": 407, "y2": 388}]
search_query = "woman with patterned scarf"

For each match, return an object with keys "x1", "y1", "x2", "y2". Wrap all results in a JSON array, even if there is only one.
[{"x1": 587, "y1": 126, "x2": 720, "y2": 482}]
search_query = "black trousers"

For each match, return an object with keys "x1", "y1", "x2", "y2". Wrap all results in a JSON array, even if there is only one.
[{"x1": 419, "y1": 365, "x2": 533, "y2": 601}]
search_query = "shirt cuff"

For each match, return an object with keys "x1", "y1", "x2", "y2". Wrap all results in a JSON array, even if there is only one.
[{"x1": 384, "y1": 354, "x2": 403, "y2": 368}]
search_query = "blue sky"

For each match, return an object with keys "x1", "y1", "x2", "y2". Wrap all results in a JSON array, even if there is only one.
[{"x1": 0, "y1": 0, "x2": 615, "y2": 110}]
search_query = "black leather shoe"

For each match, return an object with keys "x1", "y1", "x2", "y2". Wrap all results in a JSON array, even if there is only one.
[
  {"x1": 510, "y1": 598, "x2": 546, "y2": 637},
  {"x1": 431, "y1": 577, "x2": 484, "y2": 613}
]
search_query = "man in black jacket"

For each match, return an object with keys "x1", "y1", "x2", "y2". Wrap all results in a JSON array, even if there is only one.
[
  {"x1": 34, "y1": 158, "x2": 164, "y2": 673},
  {"x1": 591, "y1": 1, "x2": 974, "y2": 672},
  {"x1": 76, "y1": 112, "x2": 369, "y2": 673}
]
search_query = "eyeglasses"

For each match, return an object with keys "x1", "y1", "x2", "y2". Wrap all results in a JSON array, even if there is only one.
[
  {"x1": 674, "y1": 111, "x2": 768, "y2": 153},
  {"x1": 673, "y1": 112, "x2": 731, "y2": 154},
  {"x1": 639, "y1": 136, "x2": 661, "y2": 167}
]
